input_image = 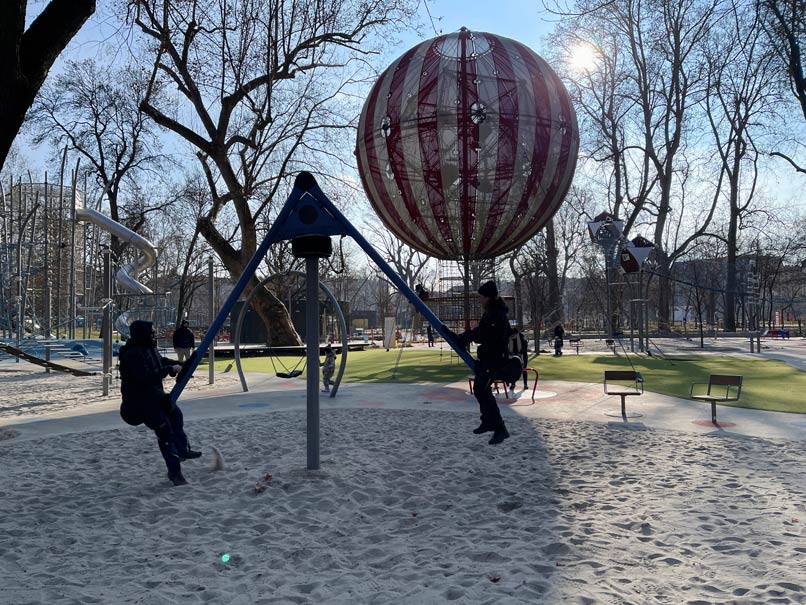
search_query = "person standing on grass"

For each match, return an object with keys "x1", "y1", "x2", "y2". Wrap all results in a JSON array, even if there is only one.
[
  {"x1": 446, "y1": 281, "x2": 511, "y2": 445},
  {"x1": 172, "y1": 319, "x2": 195, "y2": 363},
  {"x1": 119, "y1": 320, "x2": 202, "y2": 486}
]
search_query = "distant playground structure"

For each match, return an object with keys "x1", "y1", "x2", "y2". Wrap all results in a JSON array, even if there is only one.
[{"x1": 0, "y1": 172, "x2": 172, "y2": 345}]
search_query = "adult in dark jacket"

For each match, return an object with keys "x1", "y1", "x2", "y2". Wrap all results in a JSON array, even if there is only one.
[
  {"x1": 553, "y1": 323, "x2": 565, "y2": 356},
  {"x1": 450, "y1": 281, "x2": 511, "y2": 445},
  {"x1": 172, "y1": 320, "x2": 195, "y2": 363},
  {"x1": 119, "y1": 320, "x2": 201, "y2": 486}
]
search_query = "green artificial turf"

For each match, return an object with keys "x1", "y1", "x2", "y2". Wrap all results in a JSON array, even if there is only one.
[{"x1": 208, "y1": 348, "x2": 806, "y2": 414}]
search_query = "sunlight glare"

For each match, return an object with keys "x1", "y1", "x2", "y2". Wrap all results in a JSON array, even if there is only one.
[{"x1": 569, "y1": 43, "x2": 598, "y2": 73}]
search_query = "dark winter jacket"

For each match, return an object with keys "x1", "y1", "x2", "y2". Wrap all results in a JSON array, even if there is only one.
[
  {"x1": 172, "y1": 325, "x2": 195, "y2": 349},
  {"x1": 457, "y1": 298, "x2": 511, "y2": 368},
  {"x1": 120, "y1": 321, "x2": 177, "y2": 423}
]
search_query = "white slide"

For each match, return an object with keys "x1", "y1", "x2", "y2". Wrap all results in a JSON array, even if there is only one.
[
  {"x1": 75, "y1": 198, "x2": 157, "y2": 296},
  {"x1": 75, "y1": 194, "x2": 158, "y2": 337}
]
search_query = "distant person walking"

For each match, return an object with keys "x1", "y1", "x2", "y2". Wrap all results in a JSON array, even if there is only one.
[
  {"x1": 426, "y1": 324, "x2": 435, "y2": 347},
  {"x1": 172, "y1": 320, "x2": 195, "y2": 363},
  {"x1": 447, "y1": 280, "x2": 511, "y2": 445},
  {"x1": 119, "y1": 320, "x2": 201, "y2": 486}
]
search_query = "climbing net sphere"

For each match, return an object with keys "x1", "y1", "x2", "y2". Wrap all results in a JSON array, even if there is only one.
[{"x1": 356, "y1": 28, "x2": 579, "y2": 260}]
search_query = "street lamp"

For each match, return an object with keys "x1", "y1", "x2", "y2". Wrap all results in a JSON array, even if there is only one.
[
  {"x1": 620, "y1": 235, "x2": 655, "y2": 352},
  {"x1": 587, "y1": 212, "x2": 624, "y2": 339}
]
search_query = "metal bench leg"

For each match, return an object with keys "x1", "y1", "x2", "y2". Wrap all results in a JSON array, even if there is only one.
[
  {"x1": 711, "y1": 401, "x2": 717, "y2": 425},
  {"x1": 621, "y1": 394, "x2": 627, "y2": 418},
  {"x1": 468, "y1": 377, "x2": 474, "y2": 394}
]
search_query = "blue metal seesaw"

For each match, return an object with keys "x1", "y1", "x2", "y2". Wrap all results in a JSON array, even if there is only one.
[{"x1": 169, "y1": 172, "x2": 475, "y2": 469}]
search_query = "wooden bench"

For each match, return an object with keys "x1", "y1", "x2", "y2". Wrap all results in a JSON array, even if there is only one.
[
  {"x1": 603, "y1": 370, "x2": 644, "y2": 418},
  {"x1": 690, "y1": 375, "x2": 742, "y2": 425},
  {"x1": 569, "y1": 336, "x2": 583, "y2": 355}
]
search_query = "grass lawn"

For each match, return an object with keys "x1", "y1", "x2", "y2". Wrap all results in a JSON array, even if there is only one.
[{"x1": 207, "y1": 348, "x2": 806, "y2": 414}]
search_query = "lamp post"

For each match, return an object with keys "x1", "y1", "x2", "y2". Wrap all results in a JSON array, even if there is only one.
[
  {"x1": 620, "y1": 236, "x2": 655, "y2": 352},
  {"x1": 587, "y1": 213, "x2": 624, "y2": 339}
]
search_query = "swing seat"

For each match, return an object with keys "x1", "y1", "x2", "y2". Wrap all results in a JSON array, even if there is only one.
[{"x1": 276, "y1": 370, "x2": 303, "y2": 379}]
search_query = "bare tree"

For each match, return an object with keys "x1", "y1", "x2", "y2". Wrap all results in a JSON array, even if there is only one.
[
  {"x1": 32, "y1": 59, "x2": 165, "y2": 258},
  {"x1": 0, "y1": 0, "x2": 96, "y2": 170},
  {"x1": 129, "y1": 0, "x2": 416, "y2": 344},
  {"x1": 760, "y1": 0, "x2": 806, "y2": 172},
  {"x1": 549, "y1": 0, "x2": 723, "y2": 330},
  {"x1": 703, "y1": 3, "x2": 778, "y2": 331},
  {"x1": 364, "y1": 221, "x2": 435, "y2": 289}
]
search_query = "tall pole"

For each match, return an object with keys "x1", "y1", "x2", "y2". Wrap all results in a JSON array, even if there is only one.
[
  {"x1": 637, "y1": 272, "x2": 644, "y2": 352},
  {"x1": 463, "y1": 257, "x2": 470, "y2": 331},
  {"x1": 44, "y1": 173, "x2": 51, "y2": 339},
  {"x1": 102, "y1": 247, "x2": 112, "y2": 396},
  {"x1": 56, "y1": 150, "x2": 66, "y2": 339},
  {"x1": 208, "y1": 257, "x2": 215, "y2": 385},
  {"x1": 605, "y1": 244, "x2": 614, "y2": 338},
  {"x1": 82, "y1": 172, "x2": 88, "y2": 339},
  {"x1": 69, "y1": 164, "x2": 78, "y2": 339},
  {"x1": 306, "y1": 256, "x2": 320, "y2": 470}
]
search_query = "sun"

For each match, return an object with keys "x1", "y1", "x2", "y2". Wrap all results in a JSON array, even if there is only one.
[{"x1": 569, "y1": 42, "x2": 599, "y2": 73}]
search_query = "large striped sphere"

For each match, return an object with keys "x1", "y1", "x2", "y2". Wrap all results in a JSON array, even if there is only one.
[{"x1": 356, "y1": 28, "x2": 579, "y2": 260}]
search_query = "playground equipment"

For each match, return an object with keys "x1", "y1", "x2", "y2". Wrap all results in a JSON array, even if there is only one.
[
  {"x1": 356, "y1": 29, "x2": 578, "y2": 329},
  {"x1": 232, "y1": 270, "x2": 348, "y2": 396},
  {"x1": 356, "y1": 28, "x2": 578, "y2": 260},
  {"x1": 74, "y1": 188, "x2": 159, "y2": 338},
  {"x1": 171, "y1": 172, "x2": 475, "y2": 470}
]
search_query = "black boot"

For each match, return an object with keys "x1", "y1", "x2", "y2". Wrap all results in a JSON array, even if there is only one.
[
  {"x1": 167, "y1": 470, "x2": 188, "y2": 486},
  {"x1": 473, "y1": 423, "x2": 495, "y2": 434},
  {"x1": 181, "y1": 450, "x2": 202, "y2": 461},
  {"x1": 488, "y1": 425, "x2": 510, "y2": 445}
]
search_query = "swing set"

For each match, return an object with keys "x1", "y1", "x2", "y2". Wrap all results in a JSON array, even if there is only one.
[
  {"x1": 232, "y1": 270, "x2": 348, "y2": 394},
  {"x1": 170, "y1": 172, "x2": 474, "y2": 470}
]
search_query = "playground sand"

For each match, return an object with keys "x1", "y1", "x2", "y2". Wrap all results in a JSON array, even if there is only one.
[
  {"x1": 0, "y1": 363, "x2": 239, "y2": 422},
  {"x1": 0, "y1": 407, "x2": 805, "y2": 604}
]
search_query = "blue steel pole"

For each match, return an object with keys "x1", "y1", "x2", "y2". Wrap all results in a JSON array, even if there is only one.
[
  {"x1": 169, "y1": 197, "x2": 302, "y2": 402},
  {"x1": 305, "y1": 256, "x2": 320, "y2": 470},
  {"x1": 304, "y1": 183, "x2": 477, "y2": 371}
]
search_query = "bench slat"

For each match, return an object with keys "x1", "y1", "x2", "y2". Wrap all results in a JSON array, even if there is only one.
[{"x1": 604, "y1": 370, "x2": 640, "y2": 381}]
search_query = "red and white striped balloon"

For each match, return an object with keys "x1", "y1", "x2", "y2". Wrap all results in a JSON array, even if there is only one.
[{"x1": 356, "y1": 28, "x2": 579, "y2": 260}]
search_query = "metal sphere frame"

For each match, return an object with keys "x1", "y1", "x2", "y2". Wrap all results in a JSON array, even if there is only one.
[
  {"x1": 356, "y1": 28, "x2": 579, "y2": 260},
  {"x1": 232, "y1": 271, "x2": 348, "y2": 398}
]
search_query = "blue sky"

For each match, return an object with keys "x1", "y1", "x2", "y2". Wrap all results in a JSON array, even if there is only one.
[
  {"x1": 16, "y1": 0, "x2": 560, "y2": 173},
  {"x1": 411, "y1": 0, "x2": 558, "y2": 49}
]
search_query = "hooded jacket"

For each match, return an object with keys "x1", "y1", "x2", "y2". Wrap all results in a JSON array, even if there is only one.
[
  {"x1": 457, "y1": 298, "x2": 511, "y2": 368},
  {"x1": 172, "y1": 324, "x2": 195, "y2": 349},
  {"x1": 119, "y1": 321, "x2": 177, "y2": 418}
]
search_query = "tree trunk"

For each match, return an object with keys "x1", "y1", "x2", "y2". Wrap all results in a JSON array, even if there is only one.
[
  {"x1": 724, "y1": 218, "x2": 738, "y2": 332},
  {"x1": 249, "y1": 280, "x2": 303, "y2": 345},
  {"x1": 0, "y1": 0, "x2": 95, "y2": 170},
  {"x1": 655, "y1": 249, "x2": 672, "y2": 332},
  {"x1": 545, "y1": 219, "x2": 563, "y2": 323}
]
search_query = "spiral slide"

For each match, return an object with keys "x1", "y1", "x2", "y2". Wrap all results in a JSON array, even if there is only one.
[{"x1": 75, "y1": 197, "x2": 158, "y2": 336}]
